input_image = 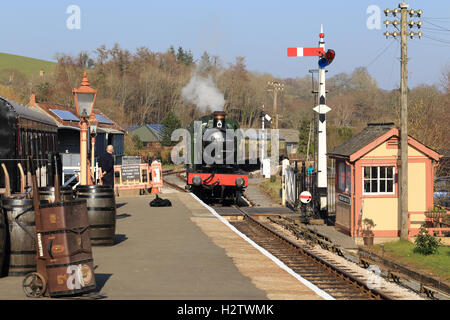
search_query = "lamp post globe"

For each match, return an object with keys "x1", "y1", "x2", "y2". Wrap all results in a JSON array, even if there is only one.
[
  {"x1": 73, "y1": 72, "x2": 97, "y2": 118},
  {"x1": 89, "y1": 114, "x2": 99, "y2": 184},
  {"x1": 89, "y1": 115, "x2": 98, "y2": 136}
]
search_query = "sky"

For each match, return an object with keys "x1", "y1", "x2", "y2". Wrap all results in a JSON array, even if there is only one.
[{"x1": 1, "y1": 0, "x2": 449, "y2": 90}]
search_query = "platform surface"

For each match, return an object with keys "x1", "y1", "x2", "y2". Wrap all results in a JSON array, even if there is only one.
[
  {"x1": 0, "y1": 193, "x2": 323, "y2": 300},
  {"x1": 305, "y1": 225, "x2": 358, "y2": 250}
]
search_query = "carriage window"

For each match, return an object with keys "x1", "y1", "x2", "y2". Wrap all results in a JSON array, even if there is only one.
[
  {"x1": 29, "y1": 132, "x2": 33, "y2": 157},
  {"x1": 23, "y1": 132, "x2": 28, "y2": 156},
  {"x1": 363, "y1": 166, "x2": 395, "y2": 194}
]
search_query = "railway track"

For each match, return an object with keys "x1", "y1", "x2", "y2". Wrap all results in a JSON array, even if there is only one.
[
  {"x1": 162, "y1": 170, "x2": 188, "y2": 193},
  {"x1": 228, "y1": 205, "x2": 400, "y2": 300},
  {"x1": 160, "y1": 171, "x2": 423, "y2": 299},
  {"x1": 270, "y1": 216, "x2": 447, "y2": 300}
]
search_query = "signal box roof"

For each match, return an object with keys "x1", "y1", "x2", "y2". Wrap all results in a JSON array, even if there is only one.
[{"x1": 328, "y1": 123, "x2": 441, "y2": 162}]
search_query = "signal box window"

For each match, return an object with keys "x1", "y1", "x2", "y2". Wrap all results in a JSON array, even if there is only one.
[
  {"x1": 338, "y1": 162, "x2": 351, "y2": 194},
  {"x1": 363, "y1": 166, "x2": 395, "y2": 195}
]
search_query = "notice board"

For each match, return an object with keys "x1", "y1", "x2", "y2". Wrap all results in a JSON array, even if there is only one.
[{"x1": 121, "y1": 164, "x2": 141, "y2": 181}]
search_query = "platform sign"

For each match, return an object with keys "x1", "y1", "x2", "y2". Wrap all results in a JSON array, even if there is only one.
[
  {"x1": 122, "y1": 156, "x2": 141, "y2": 165},
  {"x1": 151, "y1": 161, "x2": 163, "y2": 188},
  {"x1": 121, "y1": 164, "x2": 140, "y2": 181},
  {"x1": 338, "y1": 194, "x2": 351, "y2": 205},
  {"x1": 299, "y1": 191, "x2": 312, "y2": 204}
]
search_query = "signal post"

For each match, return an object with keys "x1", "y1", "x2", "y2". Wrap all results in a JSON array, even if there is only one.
[{"x1": 287, "y1": 25, "x2": 335, "y2": 219}]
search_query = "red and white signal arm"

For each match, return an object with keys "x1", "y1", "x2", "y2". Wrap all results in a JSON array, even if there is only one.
[
  {"x1": 151, "y1": 161, "x2": 163, "y2": 188},
  {"x1": 287, "y1": 47, "x2": 324, "y2": 57},
  {"x1": 299, "y1": 191, "x2": 312, "y2": 204}
]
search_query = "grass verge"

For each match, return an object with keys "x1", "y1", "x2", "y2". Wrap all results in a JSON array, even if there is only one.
[
  {"x1": 259, "y1": 176, "x2": 282, "y2": 204},
  {"x1": 372, "y1": 240, "x2": 450, "y2": 282}
]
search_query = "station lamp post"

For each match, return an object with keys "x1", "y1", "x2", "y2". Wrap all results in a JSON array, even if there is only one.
[
  {"x1": 73, "y1": 72, "x2": 97, "y2": 186},
  {"x1": 89, "y1": 114, "x2": 99, "y2": 184}
]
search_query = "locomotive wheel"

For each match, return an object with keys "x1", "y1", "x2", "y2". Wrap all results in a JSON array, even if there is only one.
[{"x1": 22, "y1": 272, "x2": 47, "y2": 298}]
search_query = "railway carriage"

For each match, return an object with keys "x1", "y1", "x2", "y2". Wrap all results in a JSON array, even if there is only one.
[{"x1": 0, "y1": 96, "x2": 58, "y2": 194}]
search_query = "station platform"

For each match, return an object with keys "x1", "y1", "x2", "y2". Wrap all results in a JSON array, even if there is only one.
[
  {"x1": 305, "y1": 225, "x2": 358, "y2": 250},
  {"x1": 0, "y1": 193, "x2": 324, "y2": 300}
]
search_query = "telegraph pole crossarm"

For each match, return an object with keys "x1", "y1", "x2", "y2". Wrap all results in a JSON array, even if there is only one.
[{"x1": 266, "y1": 81, "x2": 284, "y2": 130}]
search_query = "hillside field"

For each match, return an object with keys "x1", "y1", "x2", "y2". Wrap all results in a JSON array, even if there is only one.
[{"x1": 0, "y1": 52, "x2": 55, "y2": 77}]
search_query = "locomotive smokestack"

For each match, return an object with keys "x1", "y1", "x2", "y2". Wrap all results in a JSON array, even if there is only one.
[{"x1": 213, "y1": 111, "x2": 226, "y2": 129}]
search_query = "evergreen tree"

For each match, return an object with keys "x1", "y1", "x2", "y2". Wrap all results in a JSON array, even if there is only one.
[
  {"x1": 176, "y1": 46, "x2": 194, "y2": 66},
  {"x1": 161, "y1": 110, "x2": 182, "y2": 146},
  {"x1": 176, "y1": 46, "x2": 184, "y2": 62},
  {"x1": 198, "y1": 51, "x2": 212, "y2": 74},
  {"x1": 132, "y1": 134, "x2": 144, "y2": 150},
  {"x1": 168, "y1": 45, "x2": 176, "y2": 56},
  {"x1": 298, "y1": 120, "x2": 314, "y2": 156}
]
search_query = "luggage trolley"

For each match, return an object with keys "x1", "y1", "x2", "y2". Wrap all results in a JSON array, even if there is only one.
[{"x1": 22, "y1": 155, "x2": 97, "y2": 298}]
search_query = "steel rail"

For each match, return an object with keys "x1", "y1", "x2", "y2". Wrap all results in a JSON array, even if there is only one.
[
  {"x1": 273, "y1": 215, "x2": 448, "y2": 300},
  {"x1": 231, "y1": 205, "x2": 395, "y2": 300}
]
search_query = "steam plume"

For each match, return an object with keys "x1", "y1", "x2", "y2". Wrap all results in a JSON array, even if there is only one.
[{"x1": 181, "y1": 75, "x2": 225, "y2": 113}]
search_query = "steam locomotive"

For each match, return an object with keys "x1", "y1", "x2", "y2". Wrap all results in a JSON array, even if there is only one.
[{"x1": 186, "y1": 111, "x2": 248, "y2": 204}]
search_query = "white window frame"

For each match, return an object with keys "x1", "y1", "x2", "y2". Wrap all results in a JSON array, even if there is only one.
[{"x1": 362, "y1": 166, "x2": 395, "y2": 195}]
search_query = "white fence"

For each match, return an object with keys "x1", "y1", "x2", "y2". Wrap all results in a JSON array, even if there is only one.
[
  {"x1": 282, "y1": 159, "x2": 297, "y2": 208},
  {"x1": 281, "y1": 159, "x2": 337, "y2": 215}
]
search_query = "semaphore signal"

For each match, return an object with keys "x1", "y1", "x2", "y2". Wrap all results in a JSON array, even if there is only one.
[{"x1": 287, "y1": 24, "x2": 335, "y2": 219}]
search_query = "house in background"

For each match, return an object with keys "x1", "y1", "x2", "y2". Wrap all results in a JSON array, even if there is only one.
[
  {"x1": 29, "y1": 93, "x2": 125, "y2": 181},
  {"x1": 127, "y1": 124, "x2": 166, "y2": 152},
  {"x1": 278, "y1": 129, "x2": 300, "y2": 154}
]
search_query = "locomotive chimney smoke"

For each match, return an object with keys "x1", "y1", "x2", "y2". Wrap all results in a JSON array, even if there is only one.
[{"x1": 181, "y1": 74, "x2": 225, "y2": 113}]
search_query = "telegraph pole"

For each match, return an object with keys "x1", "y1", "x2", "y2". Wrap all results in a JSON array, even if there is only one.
[
  {"x1": 384, "y1": 3, "x2": 422, "y2": 240},
  {"x1": 267, "y1": 81, "x2": 284, "y2": 129}
]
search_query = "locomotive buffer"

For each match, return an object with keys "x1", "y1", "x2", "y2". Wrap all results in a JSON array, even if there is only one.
[{"x1": 287, "y1": 25, "x2": 335, "y2": 220}]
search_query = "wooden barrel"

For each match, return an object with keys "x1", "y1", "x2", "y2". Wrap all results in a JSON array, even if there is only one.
[
  {"x1": 2, "y1": 199, "x2": 36, "y2": 276},
  {"x1": 76, "y1": 185, "x2": 116, "y2": 246},
  {"x1": 0, "y1": 201, "x2": 6, "y2": 277},
  {"x1": 39, "y1": 186, "x2": 73, "y2": 203}
]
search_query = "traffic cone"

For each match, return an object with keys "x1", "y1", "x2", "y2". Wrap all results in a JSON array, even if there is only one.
[{"x1": 151, "y1": 187, "x2": 160, "y2": 194}]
